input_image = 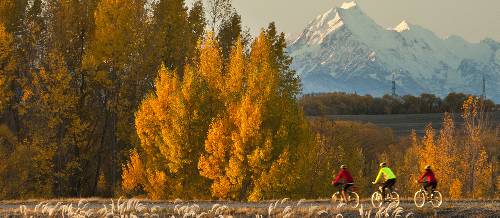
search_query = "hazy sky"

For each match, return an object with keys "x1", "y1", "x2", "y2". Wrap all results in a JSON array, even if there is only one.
[{"x1": 188, "y1": 0, "x2": 500, "y2": 42}]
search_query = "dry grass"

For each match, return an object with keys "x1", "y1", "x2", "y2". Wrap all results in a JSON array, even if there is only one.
[
  {"x1": 7, "y1": 198, "x2": 159, "y2": 217},
  {"x1": 2, "y1": 198, "x2": 499, "y2": 217}
]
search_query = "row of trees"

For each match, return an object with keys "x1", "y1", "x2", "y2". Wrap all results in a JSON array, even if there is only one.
[
  {"x1": 0, "y1": 0, "x2": 246, "y2": 198},
  {"x1": 303, "y1": 97, "x2": 499, "y2": 199},
  {"x1": 396, "y1": 97, "x2": 498, "y2": 198},
  {"x1": 301, "y1": 92, "x2": 497, "y2": 116}
]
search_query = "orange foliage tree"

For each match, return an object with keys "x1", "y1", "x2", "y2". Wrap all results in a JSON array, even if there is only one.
[{"x1": 123, "y1": 28, "x2": 308, "y2": 200}]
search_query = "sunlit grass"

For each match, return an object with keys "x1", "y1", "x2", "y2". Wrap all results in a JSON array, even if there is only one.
[{"x1": 13, "y1": 197, "x2": 499, "y2": 217}]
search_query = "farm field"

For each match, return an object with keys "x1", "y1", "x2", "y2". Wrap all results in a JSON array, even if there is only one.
[
  {"x1": 1, "y1": 198, "x2": 499, "y2": 217},
  {"x1": 317, "y1": 112, "x2": 500, "y2": 136}
]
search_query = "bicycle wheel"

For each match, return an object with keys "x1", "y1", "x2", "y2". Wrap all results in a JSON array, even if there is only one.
[
  {"x1": 371, "y1": 192, "x2": 383, "y2": 208},
  {"x1": 413, "y1": 190, "x2": 426, "y2": 208},
  {"x1": 389, "y1": 191, "x2": 400, "y2": 207},
  {"x1": 430, "y1": 191, "x2": 442, "y2": 208},
  {"x1": 331, "y1": 191, "x2": 342, "y2": 207},
  {"x1": 347, "y1": 192, "x2": 360, "y2": 209}
]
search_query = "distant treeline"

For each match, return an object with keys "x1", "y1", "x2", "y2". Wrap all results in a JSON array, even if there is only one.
[{"x1": 300, "y1": 92, "x2": 497, "y2": 116}]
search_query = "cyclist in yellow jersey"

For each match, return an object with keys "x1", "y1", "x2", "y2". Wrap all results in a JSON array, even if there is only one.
[{"x1": 372, "y1": 162, "x2": 397, "y2": 198}]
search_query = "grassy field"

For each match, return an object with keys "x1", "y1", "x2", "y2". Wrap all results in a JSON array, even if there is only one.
[
  {"x1": 316, "y1": 112, "x2": 500, "y2": 136},
  {"x1": 1, "y1": 198, "x2": 499, "y2": 217}
]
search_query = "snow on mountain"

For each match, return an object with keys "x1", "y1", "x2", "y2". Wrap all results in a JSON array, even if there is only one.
[
  {"x1": 393, "y1": 20, "x2": 410, "y2": 33},
  {"x1": 340, "y1": 1, "x2": 357, "y2": 9},
  {"x1": 288, "y1": 1, "x2": 500, "y2": 102}
]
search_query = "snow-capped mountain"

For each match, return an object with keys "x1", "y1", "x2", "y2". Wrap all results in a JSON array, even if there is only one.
[{"x1": 288, "y1": 1, "x2": 500, "y2": 102}]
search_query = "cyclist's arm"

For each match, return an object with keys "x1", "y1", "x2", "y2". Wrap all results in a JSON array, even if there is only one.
[
  {"x1": 332, "y1": 172, "x2": 343, "y2": 184},
  {"x1": 417, "y1": 171, "x2": 427, "y2": 183},
  {"x1": 373, "y1": 169, "x2": 383, "y2": 184}
]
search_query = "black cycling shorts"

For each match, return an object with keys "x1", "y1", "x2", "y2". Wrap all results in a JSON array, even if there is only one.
[
  {"x1": 335, "y1": 183, "x2": 353, "y2": 191},
  {"x1": 383, "y1": 178, "x2": 396, "y2": 191},
  {"x1": 423, "y1": 181, "x2": 437, "y2": 191}
]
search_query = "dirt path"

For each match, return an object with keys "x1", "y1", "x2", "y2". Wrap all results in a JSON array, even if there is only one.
[{"x1": 0, "y1": 199, "x2": 498, "y2": 217}]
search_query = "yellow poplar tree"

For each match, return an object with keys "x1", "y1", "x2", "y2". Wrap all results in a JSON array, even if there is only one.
[
  {"x1": 198, "y1": 35, "x2": 274, "y2": 200},
  {"x1": 461, "y1": 96, "x2": 493, "y2": 198},
  {"x1": 437, "y1": 112, "x2": 458, "y2": 196},
  {"x1": 198, "y1": 32, "x2": 310, "y2": 201},
  {"x1": 126, "y1": 30, "x2": 309, "y2": 201},
  {"x1": 121, "y1": 149, "x2": 144, "y2": 194},
  {"x1": 398, "y1": 130, "x2": 421, "y2": 195},
  {"x1": 125, "y1": 63, "x2": 212, "y2": 199},
  {"x1": 418, "y1": 123, "x2": 437, "y2": 170}
]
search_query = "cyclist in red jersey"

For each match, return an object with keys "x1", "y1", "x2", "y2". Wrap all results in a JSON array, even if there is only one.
[
  {"x1": 332, "y1": 165, "x2": 354, "y2": 202},
  {"x1": 418, "y1": 165, "x2": 438, "y2": 193}
]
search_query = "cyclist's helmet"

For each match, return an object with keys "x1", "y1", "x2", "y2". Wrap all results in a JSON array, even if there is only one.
[
  {"x1": 340, "y1": 165, "x2": 347, "y2": 169},
  {"x1": 380, "y1": 162, "x2": 387, "y2": 167},
  {"x1": 425, "y1": 165, "x2": 431, "y2": 170}
]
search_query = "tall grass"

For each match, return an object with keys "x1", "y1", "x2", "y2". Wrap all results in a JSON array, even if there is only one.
[
  {"x1": 9, "y1": 197, "x2": 418, "y2": 217},
  {"x1": 15, "y1": 198, "x2": 157, "y2": 217}
]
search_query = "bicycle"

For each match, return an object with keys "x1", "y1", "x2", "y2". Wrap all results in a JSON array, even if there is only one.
[
  {"x1": 414, "y1": 184, "x2": 443, "y2": 208},
  {"x1": 331, "y1": 183, "x2": 360, "y2": 209},
  {"x1": 371, "y1": 184, "x2": 399, "y2": 208}
]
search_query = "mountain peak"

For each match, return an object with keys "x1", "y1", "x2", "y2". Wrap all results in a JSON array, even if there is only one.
[
  {"x1": 340, "y1": 1, "x2": 357, "y2": 10},
  {"x1": 288, "y1": 2, "x2": 500, "y2": 102},
  {"x1": 393, "y1": 20, "x2": 410, "y2": 32}
]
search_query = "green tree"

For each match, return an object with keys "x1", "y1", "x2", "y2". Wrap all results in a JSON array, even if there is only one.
[
  {"x1": 152, "y1": 0, "x2": 192, "y2": 75},
  {"x1": 0, "y1": 24, "x2": 16, "y2": 112},
  {"x1": 83, "y1": 0, "x2": 148, "y2": 196},
  {"x1": 218, "y1": 12, "x2": 242, "y2": 60},
  {"x1": 0, "y1": 0, "x2": 28, "y2": 32},
  {"x1": 188, "y1": 0, "x2": 206, "y2": 55}
]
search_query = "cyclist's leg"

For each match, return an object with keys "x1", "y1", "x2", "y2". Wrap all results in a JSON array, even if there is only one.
[
  {"x1": 384, "y1": 179, "x2": 395, "y2": 191},
  {"x1": 423, "y1": 182, "x2": 430, "y2": 192},
  {"x1": 431, "y1": 182, "x2": 437, "y2": 192},
  {"x1": 345, "y1": 183, "x2": 353, "y2": 192},
  {"x1": 344, "y1": 184, "x2": 354, "y2": 201},
  {"x1": 341, "y1": 184, "x2": 348, "y2": 202},
  {"x1": 383, "y1": 179, "x2": 396, "y2": 199},
  {"x1": 382, "y1": 181, "x2": 390, "y2": 198},
  {"x1": 390, "y1": 179, "x2": 396, "y2": 191}
]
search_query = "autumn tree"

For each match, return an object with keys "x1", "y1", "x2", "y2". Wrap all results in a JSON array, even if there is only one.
[
  {"x1": 47, "y1": 0, "x2": 97, "y2": 73},
  {"x1": 218, "y1": 12, "x2": 242, "y2": 60},
  {"x1": 436, "y1": 113, "x2": 459, "y2": 196},
  {"x1": 417, "y1": 123, "x2": 438, "y2": 172},
  {"x1": 0, "y1": 0, "x2": 28, "y2": 32},
  {"x1": 295, "y1": 119, "x2": 377, "y2": 198},
  {"x1": 152, "y1": 0, "x2": 192, "y2": 74},
  {"x1": 199, "y1": 32, "x2": 310, "y2": 201},
  {"x1": 189, "y1": 1, "x2": 206, "y2": 39},
  {"x1": 461, "y1": 96, "x2": 494, "y2": 198},
  {"x1": 396, "y1": 130, "x2": 420, "y2": 196},
  {"x1": 403, "y1": 97, "x2": 498, "y2": 199},
  {"x1": 124, "y1": 28, "x2": 311, "y2": 201},
  {"x1": 124, "y1": 61, "x2": 215, "y2": 199},
  {"x1": 188, "y1": 0, "x2": 206, "y2": 57},
  {"x1": 0, "y1": 24, "x2": 16, "y2": 112},
  {"x1": 82, "y1": 0, "x2": 149, "y2": 196}
]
